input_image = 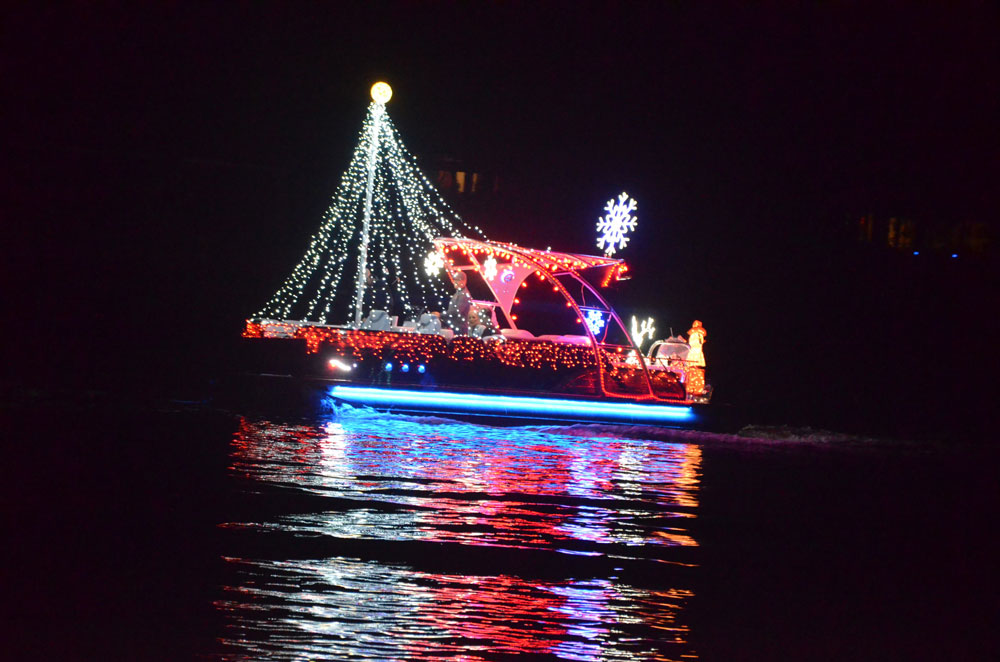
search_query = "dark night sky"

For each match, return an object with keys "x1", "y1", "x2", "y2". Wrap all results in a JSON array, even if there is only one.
[{"x1": 2, "y1": 2, "x2": 997, "y2": 436}]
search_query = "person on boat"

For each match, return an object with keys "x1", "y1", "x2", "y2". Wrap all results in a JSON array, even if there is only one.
[
  {"x1": 362, "y1": 268, "x2": 375, "y2": 312},
  {"x1": 443, "y1": 270, "x2": 472, "y2": 334},
  {"x1": 468, "y1": 305, "x2": 498, "y2": 338},
  {"x1": 385, "y1": 275, "x2": 403, "y2": 320}
]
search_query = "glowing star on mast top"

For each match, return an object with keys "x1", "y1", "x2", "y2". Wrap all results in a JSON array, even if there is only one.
[
  {"x1": 596, "y1": 192, "x2": 638, "y2": 256},
  {"x1": 370, "y1": 82, "x2": 392, "y2": 105}
]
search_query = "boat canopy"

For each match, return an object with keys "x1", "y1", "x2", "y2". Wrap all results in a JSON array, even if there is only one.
[
  {"x1": 431, "y1": 238, "x2": 629, "y2": 330},
  {"x1": 430, "y1": 237, "x2": 678, "y2": 400}
]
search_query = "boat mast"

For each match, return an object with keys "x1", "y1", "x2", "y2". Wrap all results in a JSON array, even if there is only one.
[{"x1": 354, "y1": 82, "x2": 392, "y2": 325}]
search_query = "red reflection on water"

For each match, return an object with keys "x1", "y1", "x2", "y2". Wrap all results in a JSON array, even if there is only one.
[
  {"x1": 222, "y1": 415, "x2": 701, "y2": 660},
  {"x1": 230, "y1": 416, "x2": 701, "y2": 550},
  {"x1": 217, "y1": 558, "x2": 696, "y2": 661}
]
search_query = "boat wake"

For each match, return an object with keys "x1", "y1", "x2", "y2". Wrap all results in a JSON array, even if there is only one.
[
  {"x1": 324, "y1": 403, "x2": 888, "y2": 447},
  {"x1": 528, "y1": 422, "x2": 891, "y2": 447}
]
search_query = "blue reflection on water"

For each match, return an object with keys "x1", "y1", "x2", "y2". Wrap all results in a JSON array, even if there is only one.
[{"x1": 216, "y1": 409, "x2": 700, "y2": 660}]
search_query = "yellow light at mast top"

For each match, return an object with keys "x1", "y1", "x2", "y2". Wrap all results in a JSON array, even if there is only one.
[{"x1": 370, "y1": 82, "x2": 392, "y2": 104}]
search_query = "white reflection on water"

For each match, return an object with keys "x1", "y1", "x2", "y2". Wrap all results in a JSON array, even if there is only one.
[{"x1": 216, "y1": 411, "x2": 701, "y2": 660}]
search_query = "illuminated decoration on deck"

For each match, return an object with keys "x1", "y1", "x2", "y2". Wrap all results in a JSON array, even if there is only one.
[
  {"x1": 252, "y1": 82, "x2": 485, "y2": 325},
  {"x1": 684, "y1": 320, "x2": 708, "y2": 397},
  {"x1": 423, "y1": 250, "x2": 444, "y2": 276},
  {"x1": 686, "y1": 320, "x2": 707, "y2": 367},
  {"x1": 596, "y1": 192, "x2": 638, "y2": 256},
  {"x1": 329, "y1": 385, "x2": 694, "y2": 423},
  {"x1": 583, "y1": 309, "x2": 607, "y2": 336},
  {"x1": 630, "y1": 316, "x2": 656, "y2": 351},
  {"x1": 482, "y1": 254, "x2": 498, "y2": 281}
]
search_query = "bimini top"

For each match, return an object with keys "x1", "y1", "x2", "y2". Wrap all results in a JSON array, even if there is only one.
[
  {"x1": 430, "y1": 237, "x2": 687, "y2": 403},
  {"x1": 434, "y1": 238, "x2": 627, "y2": 278},
  {"x1": 430, "y1": 237, "x2": 631, "y2": 333}
]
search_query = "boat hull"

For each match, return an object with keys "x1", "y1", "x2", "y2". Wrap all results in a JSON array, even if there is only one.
[
  {"x1": 324, "y1": 383, "x2": 699, "y2": 427},
  {"x1": 235, "y1": 331, "x2": 710, "y2": 428}
]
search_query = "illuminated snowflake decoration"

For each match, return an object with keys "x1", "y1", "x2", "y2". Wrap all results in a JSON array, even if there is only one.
[
  {"x1": 482, "y1": 255, "x2": 498, "y2": 281},
  {"x1": 596, "y1": 192, "x2": 638, "y2": 256},
  {"x1": 424, "y1": 251, "x2": 444, "y2": 277},
  {"x1": 584, "y1": 309, "x2": 607, "y2": 336},
  {"x1": 630, "y1": 315, "x2": 656, "y2": 349}
]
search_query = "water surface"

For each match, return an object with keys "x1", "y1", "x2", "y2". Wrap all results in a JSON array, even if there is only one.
[
  {"x1": 217, "y1": 413, "x2": 702, "y2": 660},
  {"x1": 4, "y1": 400, "x2": 992, "y2": 661}
]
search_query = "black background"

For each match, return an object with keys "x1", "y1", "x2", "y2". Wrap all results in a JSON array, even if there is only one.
[{"x1": 3, "y1": 2, "x2": 996, "y2": 438}]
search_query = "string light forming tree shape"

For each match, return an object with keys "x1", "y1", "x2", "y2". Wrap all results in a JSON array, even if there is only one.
[{"x1": 254, "y1": 82, "x2": 485, "y2": 325}]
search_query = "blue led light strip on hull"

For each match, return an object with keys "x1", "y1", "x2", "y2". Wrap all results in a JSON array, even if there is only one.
[{"x1": 329, "y1": 385, "x2": 694, "y2": 424}]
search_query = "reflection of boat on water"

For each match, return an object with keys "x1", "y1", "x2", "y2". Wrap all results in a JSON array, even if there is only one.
[
  {"x1": 244, "y1": 237, "x2": 712, "y2": 427},
  {"x1": 217, "y1": 414, "x2": 699, "y2": 660}
]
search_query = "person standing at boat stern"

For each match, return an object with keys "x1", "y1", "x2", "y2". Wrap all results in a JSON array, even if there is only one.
[{"x1": 444, "y1": 271, "x2": 472, "y2": 334}]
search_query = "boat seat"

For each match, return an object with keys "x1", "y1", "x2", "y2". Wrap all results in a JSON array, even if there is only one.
[
  {"x1": 500, "y1": 328, "x2": 535, "y2": 341},
  {"x1": 360, "y1": 309, "x2": 392, "y2": 331}
]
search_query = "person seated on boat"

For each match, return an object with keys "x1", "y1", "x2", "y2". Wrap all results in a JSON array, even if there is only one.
[
  {"x1": 415, "y1": 312, "x2": 442, "y2": 334},
  {"x1": 468, "y1": 305, "x2": 498, "y2": 338},
  {"x1": 442, "y1": 270, "x2": 472, "y2": 334}
]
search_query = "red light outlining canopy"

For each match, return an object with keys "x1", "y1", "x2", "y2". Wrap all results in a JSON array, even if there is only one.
[
  {"x1": 432, "y1": 238, "x2": 626, "y2": 331},
  {"x1": 429, "y1": 238, "x2": 672, "y2": 403}
]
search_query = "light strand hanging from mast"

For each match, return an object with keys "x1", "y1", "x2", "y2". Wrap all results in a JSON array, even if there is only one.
[
  {"x1": 353, "y1": 87, "x2": 386, "y2": 325},
  {"x1": 253, "y1": 82, "x2": 486, "y2": 325}
]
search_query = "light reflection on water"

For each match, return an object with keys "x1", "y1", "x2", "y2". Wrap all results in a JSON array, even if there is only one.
[{"x1": 216, "y1": 411, "x2": 701, "y2": 660}]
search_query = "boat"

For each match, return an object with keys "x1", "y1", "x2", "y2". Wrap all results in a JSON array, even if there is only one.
[
  {"x1": 243, "y1": 236, "x2": 711, "y2": 426},
  {"x1": 240, "y1": 82, "x2": 711, "y2": 427}
]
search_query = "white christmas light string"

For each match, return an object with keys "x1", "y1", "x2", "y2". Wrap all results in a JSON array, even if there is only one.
[{"x1": 255, "y1": 84, "x2": 485, "y2": 325}]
